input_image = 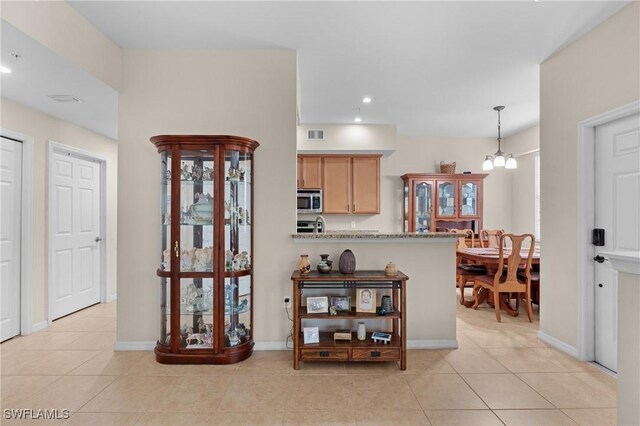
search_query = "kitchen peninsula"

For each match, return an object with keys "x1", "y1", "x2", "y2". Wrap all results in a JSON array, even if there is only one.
[{"x1": 292, "y1": 232, "x2": 459, "y2": 348}]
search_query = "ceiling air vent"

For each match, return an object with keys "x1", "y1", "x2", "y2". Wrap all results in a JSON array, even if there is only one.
[
  {"x1": 307, "y1": 129, "x2": 324, "y2": 141},
  {"x1": 47, "y1": 95, "x2": 83, "y2": 103}
]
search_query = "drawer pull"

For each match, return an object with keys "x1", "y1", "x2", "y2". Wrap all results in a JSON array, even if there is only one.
[
  {"x1": 319, "y1": 351, "x2": 330, "y2": 357},
  {"x1": 371, "y1": 351, "x2": 381, "y2": 357}
]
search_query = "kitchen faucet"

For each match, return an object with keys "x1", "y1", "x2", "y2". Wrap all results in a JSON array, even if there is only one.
[{"x1": 313, "y1": 215, "x2": 326, "y2": 234}]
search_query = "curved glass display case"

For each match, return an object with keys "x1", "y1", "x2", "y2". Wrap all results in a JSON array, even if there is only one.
[{"x1": 151, "y1": 135, "x2": 258, "y2": 364}]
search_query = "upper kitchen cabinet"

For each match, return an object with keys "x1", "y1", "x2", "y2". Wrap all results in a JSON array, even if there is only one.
[
  {"x1": 297, "y1": 156, "x2": 323, "y2": 189},
  {"x1": 321, "y1": 155, "x2": 381, "y2": 214},
  {"x1": 402, "y1": 173, "x2": 487, "y2": 233}
]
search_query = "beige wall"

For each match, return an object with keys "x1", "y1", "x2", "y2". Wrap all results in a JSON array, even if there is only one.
[
  {"x1": 540, "y1": 3, "x2": 640, "y2": 348},
  {"x1": 1, "y1": 99, "x2": 118, "y2": 326},
  {"x1": 1, "y1": 1, "x2": 122, "y2": 91},
  {"x1": 618, "y1": 271, "x2": 640, "y2": 426},
  {"x1": 117, "y1": 49, "x2": 298, "y2": 344},
  {"x1": 300, "y1": 132, "x2": 514, "y2": 233},
  {"x1": 505, "y1": 126, "x2": 540, "y2": 236},
  {"x1": 297, "y1": 124, "x2": 397, "y2": 153}
]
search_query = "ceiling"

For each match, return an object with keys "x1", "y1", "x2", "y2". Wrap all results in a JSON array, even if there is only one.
[{"x1": 3, "y1": 2, "x2": 630, "y2": 140}]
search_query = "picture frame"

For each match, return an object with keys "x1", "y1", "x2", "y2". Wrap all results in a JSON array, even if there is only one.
[
  {"x1": 303, "y1": 326, "x2": 320, "y2": 344},
  {"x1": 330, "y1": 296, "x2": 351, "y2": 313},
  {"x1": 306, "y1": 296, "x2": 329, "y2": 314},
  {"x1": 356, "y1": 288, "x2": 376, "y2": 313},
  {"x1": 371, "y1": 331, "x2": 392, "y2": 344}
]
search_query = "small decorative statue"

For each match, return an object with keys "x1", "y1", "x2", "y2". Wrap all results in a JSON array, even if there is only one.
[
  {"x1": 181, "y1": 162, "x2": 191, "y2": 180},
  {"x1": 202, "y1": 166, "x2": 213, "y2": 180},
  {"x1": 191, "y1": 164, "x2": 203, "y2": 181}
]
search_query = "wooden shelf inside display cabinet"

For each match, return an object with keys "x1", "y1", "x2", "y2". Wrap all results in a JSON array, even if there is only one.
[{"x1": 291, "y1": 270, "x2": 408, "y2": 370}]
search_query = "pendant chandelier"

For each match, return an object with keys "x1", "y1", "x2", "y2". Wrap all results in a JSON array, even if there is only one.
[{"x1": 483, "y1": 106, "x2": 517, "y2": 170}]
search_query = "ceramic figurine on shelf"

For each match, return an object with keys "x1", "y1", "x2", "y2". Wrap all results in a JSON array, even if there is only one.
[
  {"x1": 202, "y1": 166, "x2": 213, "y2": 181},
  {"x1": 236, "y1": 323, "x2": 249, "y2": 337},
  {"x1": 186, "y1": 333, "x2": 205, "y2": 346},
  {"x1": 225, "y1": 250, "x2": 234, "y2": 271},
  {"x1": 239, "y1": 168, "x2": 245, "y2": 181},
  {"x1": 228, "y1": 330, "x2": 240, "y2": 346},
  {"x1": 239, "y1": 251, "x2": 250, "y2": 269},
  {"x1": 181, "y1": 162, "x2": 191, "y2": 180},
  {"x1": 191, "y1": 164, "x2": 203, "y2": 181},
  {"x1": 164, "y1": 169, "x2": 171, "y2": 181},
  {"x1": 181, "y1": 248, "x2": 196, "y2": 271},
  {"x1": 233, "y1": 253, "x2": 242, "y2": 271}
]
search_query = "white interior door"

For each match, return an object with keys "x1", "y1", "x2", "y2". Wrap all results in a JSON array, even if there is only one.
[
  {"x1": 594, "y1": 113, "x2": 640, "y2": 372},
  {"x1": 0, "y1": 137, "x2": 22, "y2": 341},
  {"x1": 51, "y1": 151, "x2": 101, "y2": 319}
]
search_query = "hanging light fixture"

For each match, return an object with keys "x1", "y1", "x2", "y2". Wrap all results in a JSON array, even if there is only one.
[{"x1": 483, "y1": 105, "x2": 517, "y2": 171}]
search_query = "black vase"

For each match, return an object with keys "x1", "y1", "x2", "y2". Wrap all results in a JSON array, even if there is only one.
[{"x1": 339, "y1": 249, "x2": 356, "y2": 274}]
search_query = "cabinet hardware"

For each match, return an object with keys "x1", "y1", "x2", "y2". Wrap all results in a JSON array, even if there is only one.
[
  {"x1": 174, "y1": 241, "x2": 179, "y2": 258},
  {"x1": 371, "y1": 351, "x2": 381, "y2": 357},
  {"x1": 302, "y1": 179, "x2": 305, "y2": 187},
  {"x1": 319, "y1": 351, "x2": 329, "y2": 357}
]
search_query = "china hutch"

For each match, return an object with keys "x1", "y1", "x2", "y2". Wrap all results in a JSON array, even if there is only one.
[
  {"x1": 151, "y1": 135, "x2": 258, "y2": 364},
  {"x1": 401, "y1": 173, "x2": 488, "y2": 234}
]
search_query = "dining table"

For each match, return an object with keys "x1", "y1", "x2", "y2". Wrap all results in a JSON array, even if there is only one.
[{"x1": 456, "y1": 247, "x2": 541, "y2": 314}]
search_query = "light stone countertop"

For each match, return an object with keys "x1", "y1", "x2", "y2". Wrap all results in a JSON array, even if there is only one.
[{"x1": 292, "y1": 232, "x2": 459, "y2": 240}]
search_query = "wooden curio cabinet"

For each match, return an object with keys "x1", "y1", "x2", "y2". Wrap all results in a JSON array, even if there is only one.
[
  {"x1": 401, "y1": 173, "x2": 487, "y2": 234},
  {"x1": 151, "y1": 135, "x2": 258, "y2": 364}
]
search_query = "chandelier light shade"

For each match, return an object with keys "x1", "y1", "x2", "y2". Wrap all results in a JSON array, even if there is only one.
[{"x1": 484, "y1": 105, "x2": 517, "y2": 170}]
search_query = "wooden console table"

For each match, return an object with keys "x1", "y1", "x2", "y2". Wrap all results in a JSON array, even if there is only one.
[{"x1": 291, "y1": 270, "x2": 408, "y2": 370}]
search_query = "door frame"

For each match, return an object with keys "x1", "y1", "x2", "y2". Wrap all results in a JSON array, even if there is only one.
[
  {"x1": 47, "y1": 141, "x2": 109, "y2": 324},
  {"x1": 1, "y1": 129, "x2": 34, "y2": 335},
  {"x1": 576, "y1": 100, "x2": 640, "y2": 361}
]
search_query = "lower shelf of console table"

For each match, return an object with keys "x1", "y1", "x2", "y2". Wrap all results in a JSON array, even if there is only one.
[
  {"x1": 300, "y1": 332, "x2": 401, "y2": 362},
  {"x1": 291, "y1": 270, "x2": 408, "y2": 370}
]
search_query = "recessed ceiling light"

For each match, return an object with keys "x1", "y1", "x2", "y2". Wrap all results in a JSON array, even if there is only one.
[
  {"x1": 354, "y1": 117, "x2": 362, "y2": 123},
  {"x1": 362, "y1": 97, "x2": 372, "y2": 104},
  {"x1": 0, "y1": 65, "x2": 12, "y2": 74}
]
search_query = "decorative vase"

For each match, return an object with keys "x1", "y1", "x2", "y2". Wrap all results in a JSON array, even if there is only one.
[
  {"x1": 339, "y1": 249, "x2": 356, "y2": 274},
  {"x1": 357, "y1": 322, "x2": 366, "y2": 341},
  {"x1": 381, "y1": 295, "x2": 394, "y2": 313},
  {"x1": 317, "y1": 254, "x2": 333, "y2": 273},
  {"x1": 298, "y1": 255, "x2": 311, "y2": 274},
  {"x1": 385, "y1": 262, "x2": 398, "y2": 276}
]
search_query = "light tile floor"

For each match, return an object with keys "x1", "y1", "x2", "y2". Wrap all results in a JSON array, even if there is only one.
[{"x1": 0, "y1": 293, "x2": 616, "y2": 425}]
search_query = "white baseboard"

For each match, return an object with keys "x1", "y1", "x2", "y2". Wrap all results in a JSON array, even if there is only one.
[
  {"x1": 114, "y1": 341, "x2": 155, "y2": 351},
  {"x1": 254, "y1": 341, "x2": 290, "y2": 351},
  {"x1": 537, "y1": 330, "x2": 579, "y2": 358},
  {"x1": 113, "y1": 339, "x2": 458, "y2": 352},
  {"x1": 408, "y1": 339, "x2": 458, "y2": 349},
  {"x1": 30, "y1": 321, "x2": 49, "y2": 334},
  {"x1": 106, "y1": 293, "x2": 117, "y2": 303}
]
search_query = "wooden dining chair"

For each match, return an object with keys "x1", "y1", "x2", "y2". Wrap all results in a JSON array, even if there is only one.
[
  {"x1": 450, "y1": 229, "x2": 486, "y2": 305},
  {"x1": 472, "y1": 233, "x2": 535, "y2": 322},
  {"x1": 479, "y1": 229, "x2": 505, "y2": 248}
]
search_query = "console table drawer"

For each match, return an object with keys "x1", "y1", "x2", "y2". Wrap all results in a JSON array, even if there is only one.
[
  {"x1": 301, "y1": 349, "x2": 348, "y2": 360},
  {"x1": 352, "y1": 348, "x2": 400, "y2": 360}
]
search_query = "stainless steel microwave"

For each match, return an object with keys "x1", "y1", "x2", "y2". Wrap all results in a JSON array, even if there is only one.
[{"x1": 297, "y1": 189, "x2": 322, "y2": 214}]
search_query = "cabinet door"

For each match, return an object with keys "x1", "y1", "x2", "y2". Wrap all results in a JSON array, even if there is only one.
[
  {"x1": 458, "y1": 179, "x2": 481, "y2": 218},
  {"x1": 352, "y1": 157, "x2": 380, "y2": 214},
  {"x1": 413, "y1": 180, "x2": 434, "y2": 232},
  {"x1": 436, "y1": 180, "x2": 457, "y2": 218},
  {"x1": 297, "y1": 156, "x2": 302, "y2": 188},
  {"x1": 323, "y1": 157, "x2": 351, "y2": 214},
  {"x1": 300, "y1": 157, "x2": 323, "y2": 189}
]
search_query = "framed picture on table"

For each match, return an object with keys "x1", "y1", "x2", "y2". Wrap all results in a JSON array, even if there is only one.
[{"x1": 355, "y1": 288, "x2": 376, "y2": 313}]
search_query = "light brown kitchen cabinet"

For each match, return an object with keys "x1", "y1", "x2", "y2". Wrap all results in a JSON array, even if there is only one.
[
  {"x1": 352, "y1": 157, "x2": 380, "y2": 214},
  {"x1": 322, "y1": 155, "x2": 381, "y2": 214},
  {"x1": 322, "y1": 157, "x2": 351, "y2": 213},
  {"x1": 297, "y1": 156, "x2": 323, "y2": 189},
  {"x1": 402, "y1": 173, "x2": 487, "y2": 233}
]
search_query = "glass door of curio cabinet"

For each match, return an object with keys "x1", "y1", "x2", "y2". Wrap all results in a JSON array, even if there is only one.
[{"x1": 151, "y1": 135, "x2": 258, "y2": 364}]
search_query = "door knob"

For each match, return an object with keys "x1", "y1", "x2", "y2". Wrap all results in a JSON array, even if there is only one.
[
  {"x1": 593, "y1": 255, "x2": 608, "y2": 263},
  {"x1": 95, "y1": 237, "x2": 103, "y2": 242},
  {"x1": 598, "y1": 283, "x2": 603, "y2": 288}
]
